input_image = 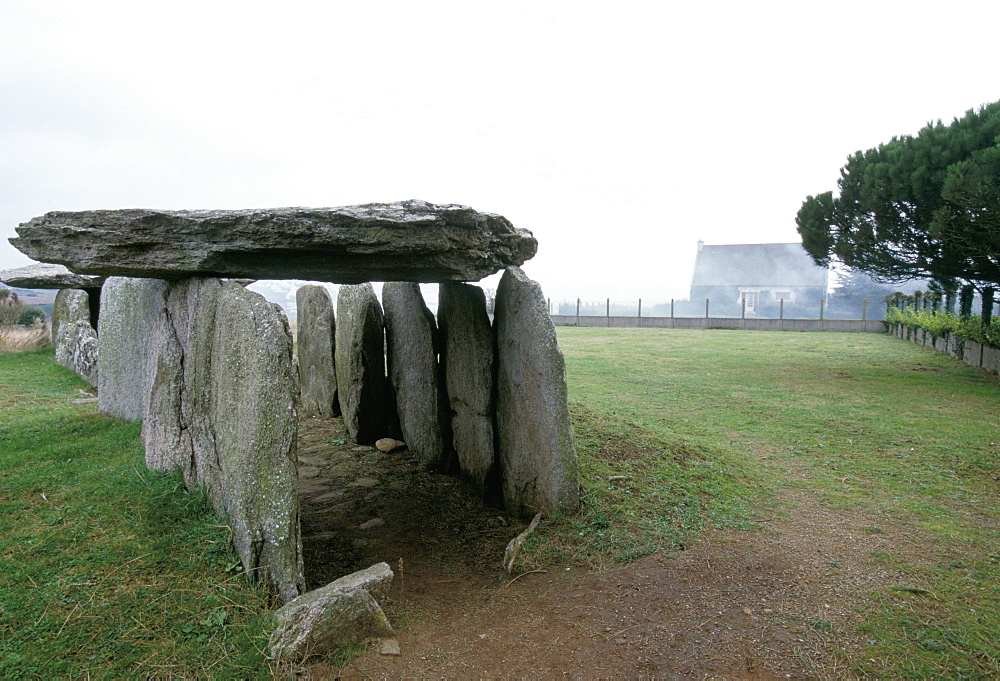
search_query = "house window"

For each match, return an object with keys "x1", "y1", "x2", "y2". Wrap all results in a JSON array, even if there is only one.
[
  {"x1": 774, "y1": 291, "x2": 793, "y2": 302},
  {"x1": 740, "y1": 290, "x2": 759, "y2": 313}
]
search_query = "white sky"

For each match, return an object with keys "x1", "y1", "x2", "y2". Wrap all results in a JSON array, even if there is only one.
[{"x1": 2, "y1": 0, "x2": 998, "y2": 305}]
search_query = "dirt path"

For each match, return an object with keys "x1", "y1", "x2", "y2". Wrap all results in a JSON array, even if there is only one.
[{"x1": 295, "y1": 416, "x2": 919, "y2": 679}]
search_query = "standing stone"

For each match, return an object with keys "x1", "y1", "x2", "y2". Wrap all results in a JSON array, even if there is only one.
[
  {"x1": 439, "y1": 282, "x2": 496, "y2": 491},
  {"x1": 143, "y1": 278, "x2": 224, "y2": 491},
  {"x1": 494, "y1": 267, "x2": 579, "y2": 516},
  {"x1": 51, "y1": 288, "x2": 92, "y2": 348},
  {"x1": 382, "y1": 283, "x2": 446, "y2": 468},
  {"x1": 336, "y1": 284, "x2": 391, "y2": 444},
  {"x1": 54, "y1": 320, "x2": 99, "y2": 386},
  {"x1": 296, "y1": 285, "x2": 339, "y2": 418},
  {"x1": 212, "y1": 282, "x2": 304, "y2": 603},
  {"x1": 98, "y1": 277, "x2": 169, "y2": 420}
]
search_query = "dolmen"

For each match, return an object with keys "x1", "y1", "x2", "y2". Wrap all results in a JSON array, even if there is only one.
[
  {"x1": 0, "y1": 263, "x2": 104, "y2": 385},
  {"x1": 9, "y1": 199, "x2": 579, "y2": 609}
]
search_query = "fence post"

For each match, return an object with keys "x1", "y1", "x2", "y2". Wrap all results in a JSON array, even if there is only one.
[
  {"x1": 705, "y1": 298, "x2": 710, "y2": 329},
  {"x1": 862, "y1": 297, "x2": 867, "y2": 331},
  {"x1": 576, "y1": 298, "x2": 580, "y2": 327},
  {"x1": 547, "y1": 297, "x2": 551, "y2": 315},
  {"x1": 638, "y1": 298, "x2": 642, "y2": 328},
  {"x1": 779, "y1": 299, "x2": 784, "y2": 331},
  {"x1": 671, "y1": 298, "x2": 675, "y2": 329},
  {"x1": 820, "y1": 298, "x2": 825, "y2": 331},
  {"x1": 606, "y1": 297, "x2": 610, "y2": 327},
  {"x1": 741, "y1": 296, "x2": 746, "y2": 329}
]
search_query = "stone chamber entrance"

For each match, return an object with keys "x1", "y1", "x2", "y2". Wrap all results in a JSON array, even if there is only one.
[{"x1": 295, "y1": 410, "x2": 528, "y2": 594}]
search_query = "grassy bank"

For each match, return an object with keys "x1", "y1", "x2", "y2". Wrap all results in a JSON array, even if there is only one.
[
  {"x1": 526, "y1": 328, "x2": 998, "y2": 678},
  {"x1": 0, "y1": 349, "x2": 277, "y2": 678}
]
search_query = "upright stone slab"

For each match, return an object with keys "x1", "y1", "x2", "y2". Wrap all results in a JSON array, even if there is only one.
[
  {"x1": 382, "y1": 282, "x2": 446, "y2": 468},
  {"x1": 296, "y1": 285, "x2": 338, "y2": 418},
  {"x1": 212, "y1": 282, "x2": 304, "y2": 603},
  {"x1": 439, "y1": 282, "x2": 496, "y2": 490},
  {"x1": 143, "y1": 278, "x2": 224, "y2": 491},
  {"x1": 98, "y1": 277, "x2": 169, "y2": 420},
  {"x1": 494, "y1": 267, "x2": 579, "y2": 516},
  {"x1": 335, "y1": 284, "x2": 391, "y2": 444},
  {"x1": 52, "y1": 288, "x2": 91, "y2": 348},
  {"x1": 54, "y1": 320, "x2": 99, "y2": 386}
]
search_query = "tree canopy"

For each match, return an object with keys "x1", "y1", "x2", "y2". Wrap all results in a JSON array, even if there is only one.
[{"x1": 796, "y1": 101, "x2": 1000, "y2": 288}]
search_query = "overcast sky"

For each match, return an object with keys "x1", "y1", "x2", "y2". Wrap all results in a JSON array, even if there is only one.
[{"x1": 2, "y1": 1, "x2": 998, "y2": 305}]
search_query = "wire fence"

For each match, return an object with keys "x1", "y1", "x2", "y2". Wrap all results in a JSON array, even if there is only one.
[{"x1": 547, "y1": 297, "x2": 887, "y2": 332}]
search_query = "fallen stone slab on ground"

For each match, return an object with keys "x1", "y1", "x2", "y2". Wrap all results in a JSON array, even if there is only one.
[{"x1": 269, "y1": 562, "x2": 395, "y2": 662}]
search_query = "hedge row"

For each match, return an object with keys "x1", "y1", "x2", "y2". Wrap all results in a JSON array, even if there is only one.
[{"x1": 885, "y1": 307, "x2": 1000, "y2": 348}]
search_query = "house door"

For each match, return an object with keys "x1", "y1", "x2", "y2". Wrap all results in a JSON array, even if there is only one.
[{"x1": 741, "y1": 290, "x2": 759, "y2": 314}]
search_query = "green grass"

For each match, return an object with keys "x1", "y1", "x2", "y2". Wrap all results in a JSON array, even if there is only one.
[
  {"x1": 0, "y1": 349, "x2": 279, "y2": 678},
  {"x1": 524, "y1": 328, "x2": 999, "y2": 678},
  {"x1": 4, "y1": 330, "x2": 999, "y2": 678}
]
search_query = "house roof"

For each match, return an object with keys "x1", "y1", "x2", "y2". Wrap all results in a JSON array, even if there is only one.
[{"x1": 691, "y1": 242, "x2": 828, "y2": 289}]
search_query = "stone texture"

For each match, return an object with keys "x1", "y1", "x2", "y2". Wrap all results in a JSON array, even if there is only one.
[
  {"x1": 0, "y1": 262, "x2": 106, "y2": 289},
  {"x1": 212, "y1": 282, "x2": 304, "y2": 603},
  {"x1": 269, "y1": 563, "x2": 394, "y2": 662},
  {"x1": 54, "y1": 319, "x2": 99, "y2": 386},
  {"x1": 98, "y1": 277, "x2": 169, "y2": 420},
  {"x1": 494, "y1": 267, "x2": 579, "y2": 516},
  {"x1": 296, "y1": 285, "x2": 338, "y2": 417},
  {"x1": 143, "y1": 278, "x2": 304, "y2": 602},
  {"x1": 51, "y1": 288, "x2": 92, "y2": 348},
  {"x1": 143, "y1": 278, "x2": 224, "y2": 489},
  {"x1": 382, "y1": 282, "x2": 446, "y2": 468},
  {"x1": 336, "y1": 284, "x2": 392, "y2": 444},
  {"x1": 375, "y1": 437, "x2": 405, "y2": 453},
  {"x1": 11, "y1": 200, "x2": 537, "y2": 283},
  {"x1": 439, "y1": 282, "x2": 496, "y2": 491}
]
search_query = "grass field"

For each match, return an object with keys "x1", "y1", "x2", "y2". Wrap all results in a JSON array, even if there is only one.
[
  {"x1": 2, "y1": 330, "x2": 998, "y2": 677},
  {"x1": 526, "y1": 328, "x2": 999, "y2": 678},
  {"x1": 0, "y1": 349, "x2": 278, "y2": 678}
]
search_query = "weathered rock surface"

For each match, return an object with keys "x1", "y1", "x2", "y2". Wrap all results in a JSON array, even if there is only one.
[
  {"x1": 54, "y1": 319, "x2": 99, "y2": 386},
  {"x1": 382, "y1": 283, "x2": 446, "y2": 468},
  {"x1": 296, "y1": 285, "x2": 338, "y2": 418},
  {"x1": 269, "y1": 563, "x2": 394, "y2": 662},
  {"x1": 141, "y1": 278, "x2": 304, "y2": 602},
  {"x1": 10, "y1": 200, "x2": 537, "y2": 283},
  {"x1": 98, "y1": 277, "x2": 169, "y2": 420},
  {"x1": 51, "y1": 288, "x2": 92, "y2": 348},
  {"x1": 0, "y1": 262, "x2": 106, "y2": 289},
  {"x1": 336, "y1": 284, "x2": 392, "y2": 444},
  {"x1": 143, "y1": 278, "x2": 224, "y2": 489},
  {"x1": 439, "y1": 282, "x2": 496, "y2": 491},
  {"x1": 212, "y1": 282, "x2": 304, "y2": 603},
  {"x1": 494, "y1": 267, "x2": 579, "y2": 516}
]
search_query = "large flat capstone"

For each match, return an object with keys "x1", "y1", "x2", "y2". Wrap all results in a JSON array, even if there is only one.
[
  {"x1": 10, "y1": 200, "x2": 537, "y2": 283},
  {"x1": 0, "y1": 263, "x2": 106, "y2": 289}
]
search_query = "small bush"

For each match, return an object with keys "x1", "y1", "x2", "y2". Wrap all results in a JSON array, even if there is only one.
[{"x1": 18, "y1": 305, "x2": 45, "y2": 326}]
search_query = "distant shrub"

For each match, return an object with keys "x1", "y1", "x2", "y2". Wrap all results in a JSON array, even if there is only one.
[{"x1": 18, "y1": 305, "x2": 45, "y2": 326}]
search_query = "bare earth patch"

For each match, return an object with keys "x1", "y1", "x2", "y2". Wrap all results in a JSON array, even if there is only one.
[{"x1": 296, "y1": 416, "x2": 922, "y2": 679}]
